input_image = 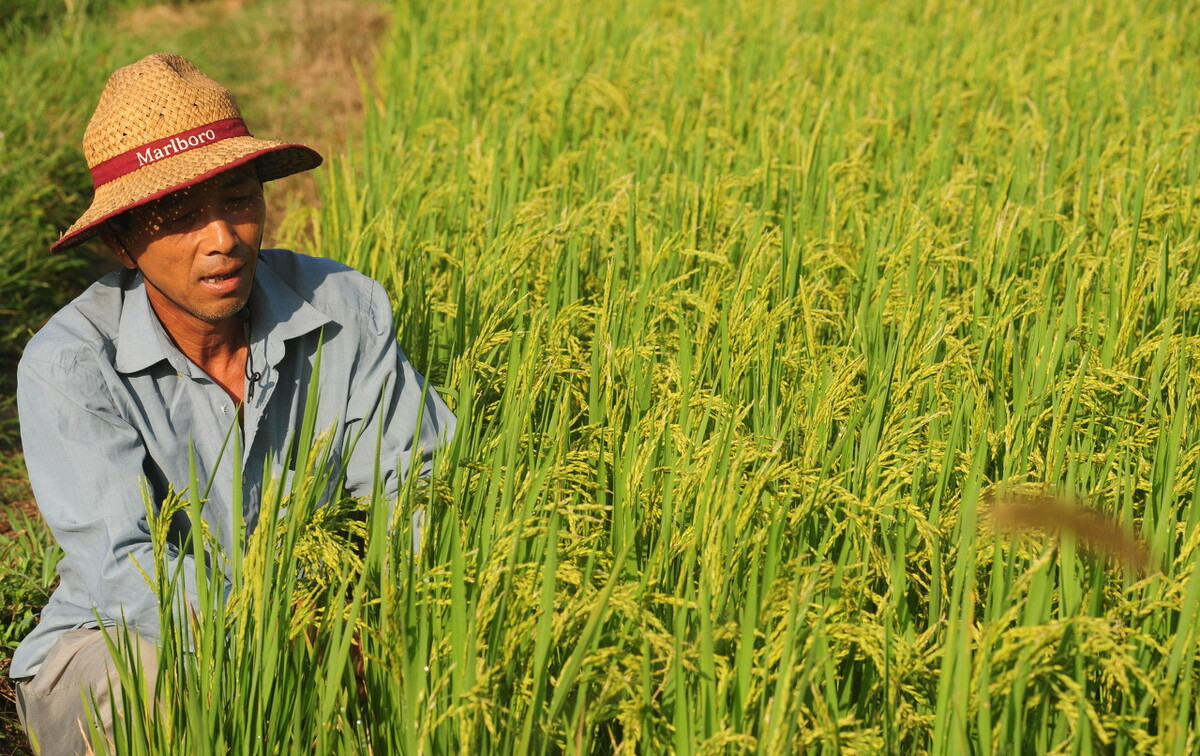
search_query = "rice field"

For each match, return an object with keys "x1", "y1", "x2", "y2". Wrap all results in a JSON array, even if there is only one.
[{"x1": 63, "y1": 0, "x2": 1200, "y2": 753}]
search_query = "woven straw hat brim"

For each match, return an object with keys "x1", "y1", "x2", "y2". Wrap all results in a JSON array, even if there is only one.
[{"x1": 51, "y1": 136, "x2": 322, "y2": 253}]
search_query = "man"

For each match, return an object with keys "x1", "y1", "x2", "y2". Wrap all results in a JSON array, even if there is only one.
[{"x1": 11, "y1": 53, "x2": 456, "y2": 754}]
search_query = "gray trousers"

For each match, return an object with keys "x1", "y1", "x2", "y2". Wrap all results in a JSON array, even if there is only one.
[{"x1": 14, "y1": 628, "x2": 158, "y2": 756}]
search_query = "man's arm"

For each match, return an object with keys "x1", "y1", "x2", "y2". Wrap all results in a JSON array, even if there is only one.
[
  {"x1": 17, "y1": 352, "x2": 203, "y2": 640},
  {"x1": 340, "y1": 279, "x2": 457, "y2": 505}
]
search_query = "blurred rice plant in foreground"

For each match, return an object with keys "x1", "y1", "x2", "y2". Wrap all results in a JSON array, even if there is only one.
[{"x1": 109, "y1": 0, "x2": 1200, "y2": 753}]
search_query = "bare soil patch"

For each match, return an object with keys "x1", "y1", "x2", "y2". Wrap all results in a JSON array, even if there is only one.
[
  {"x1": 0, "y1": 453, "x2": 34, "y2": 538},
  {"x1": 0, "y1": 452, "x2": 37, "y2": 755},
  {"x1": 0, "y1": 660, "x2": 22, "y2": 756}
]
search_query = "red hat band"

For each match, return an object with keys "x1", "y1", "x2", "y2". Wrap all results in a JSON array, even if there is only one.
[{"x1": 89, "y1": 117, "x2": 252, "y2": 189}]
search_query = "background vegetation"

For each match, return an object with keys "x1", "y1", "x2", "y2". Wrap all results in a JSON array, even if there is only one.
[{"x1": 7, "y1": 0, "x2": 1200, "y2": 753}]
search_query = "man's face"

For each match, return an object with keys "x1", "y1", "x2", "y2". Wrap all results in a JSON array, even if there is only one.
[{"x1": 109, "y1": 164, "x2": 265, "y2": 331}]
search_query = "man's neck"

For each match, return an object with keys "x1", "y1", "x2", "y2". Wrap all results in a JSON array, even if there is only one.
[{"x1": 147, "y1": 295, "x2": 249, "y2": 404}]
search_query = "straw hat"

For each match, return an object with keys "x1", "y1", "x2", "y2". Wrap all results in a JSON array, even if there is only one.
[{"x1": 51, "y1": 52, "x2": 323, "y2": 253}]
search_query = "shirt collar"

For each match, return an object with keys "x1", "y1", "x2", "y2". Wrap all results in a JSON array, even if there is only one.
[
  {"x1": 115, "y1": 272, "x2": 180, "y2": 375},
  {"x1": 247, "y1": 254, "x2": 332, "y2": 342},
  {"x1": 114, "y1": 256, "x2": 333, "y2": 375}
]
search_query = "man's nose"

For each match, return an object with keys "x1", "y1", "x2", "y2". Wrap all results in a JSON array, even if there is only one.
[{"x1": 199, "y1": 207, "x2": 240, "y2": 254}]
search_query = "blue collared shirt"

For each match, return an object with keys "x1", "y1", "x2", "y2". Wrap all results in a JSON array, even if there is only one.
[{"x1": 11, "y1": 248, "x2": 455, "y2": 678}]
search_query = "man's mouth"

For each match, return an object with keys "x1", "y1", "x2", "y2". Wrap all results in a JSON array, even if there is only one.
[{"x1": 198, "y1": 267, "x2": 248, "y2": 296}]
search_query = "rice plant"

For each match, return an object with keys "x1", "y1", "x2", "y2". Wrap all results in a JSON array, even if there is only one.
[{"x1": 104, "y1": 0, "x2": 1200, "y2": 753}]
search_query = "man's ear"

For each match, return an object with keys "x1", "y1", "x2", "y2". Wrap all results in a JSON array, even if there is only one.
[{"x1": 98, "y1": 220, "x2": 137, "y2": 270}]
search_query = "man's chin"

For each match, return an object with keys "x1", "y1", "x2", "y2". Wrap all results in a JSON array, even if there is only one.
[{"x1": 194, "y1": 297, "x2": 253, "y2": 325}]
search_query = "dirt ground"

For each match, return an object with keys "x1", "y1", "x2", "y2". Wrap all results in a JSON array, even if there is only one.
[
  {"x1": 0, "y1": 456, "x2": 34, "y2": 755},
  {"x1": 0, "y1": 462, "x2": 34, "y2": 538}
]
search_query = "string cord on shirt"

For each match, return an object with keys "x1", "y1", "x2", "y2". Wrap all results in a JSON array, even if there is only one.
[{"x1": 243, "y1": 314, "x2": 261, "y2": 400}]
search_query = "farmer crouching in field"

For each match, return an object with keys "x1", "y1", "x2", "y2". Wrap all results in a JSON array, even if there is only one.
[{"x1": 10, "y1": 53, "x2": 455, "y2": 755}]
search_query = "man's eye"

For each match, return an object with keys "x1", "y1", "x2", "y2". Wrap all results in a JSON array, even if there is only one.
[
  {"x1": 162, "y1": 210, "x2": 196, "y2": 228},
  {"x1": 228, "y1": 194, "x2": 259, "y2": 205}
]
